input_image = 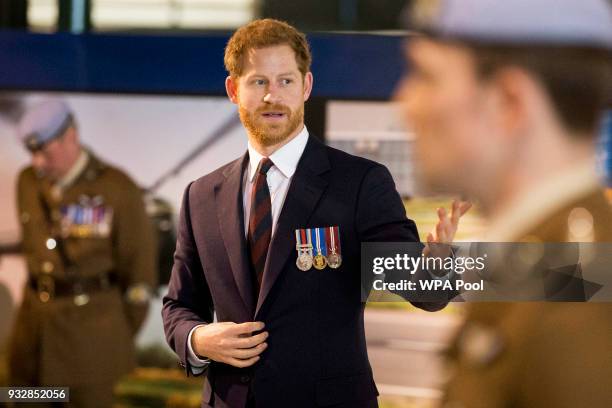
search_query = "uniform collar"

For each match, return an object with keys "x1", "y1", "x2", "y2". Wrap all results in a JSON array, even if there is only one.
[
  {"x1": 247, "y1": 125, "x2": 309, "y2": 182},
  {"x1": 56, "y1": 149, "x2": 89, "y2": 191},
  {"x1": 483, "y1": 160, "x2": 602, "y2": 241}
]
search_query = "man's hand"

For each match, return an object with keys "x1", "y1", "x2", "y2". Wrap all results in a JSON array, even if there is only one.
[
  {"x1": 191, "y1": 321, "x2": 268, "y2": 368},
  {"x1": 423, "y1": 199, "x2": 472, "y2": 257}
]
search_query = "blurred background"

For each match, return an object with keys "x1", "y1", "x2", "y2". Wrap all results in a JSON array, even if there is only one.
[{"x1": 1, "y1": 1, "x2": 611, "y2": 407}]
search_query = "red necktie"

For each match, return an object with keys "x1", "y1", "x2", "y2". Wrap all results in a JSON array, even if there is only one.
[{"x1": 248, "y1": 158, "x2": 274, "y2": 290}]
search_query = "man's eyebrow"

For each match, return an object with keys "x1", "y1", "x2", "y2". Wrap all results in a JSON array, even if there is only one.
[{"x1": 244, "y1": 72, "x2": 299, "y2": 80}]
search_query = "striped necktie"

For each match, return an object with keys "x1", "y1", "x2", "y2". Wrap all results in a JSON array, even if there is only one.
[{"x1": 248, "y1": 157, "x2": 274, "y2": 290}]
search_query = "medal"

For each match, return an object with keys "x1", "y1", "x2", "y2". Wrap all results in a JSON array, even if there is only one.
[
  {"x1": 313, "y1": 253, "x2": 327, "y2": 270},
  {"x1": 326, "y1": 226, "x2": 342, "y2": 269},
  {"x1": 312, "y1": 228, "x2": 327, "y2": 270},
  {"x1": 327, "y1": 252, "x2": 342, "y2": 268},
  {"x1": 295, "y1": 226, "x2": 341, "y2": 271},
  {"x1": 61, "y1": 202, "x2": 113, "y2": 238},
  {"x1": 295, "y1": 229, "x2": 313, "y2": 271},
  {"x1": 96, "y1": 205, "x2": 113, "y2": 237},
  {"x1": 296, "y1": 252, "x2": 313, "y2": 271}
]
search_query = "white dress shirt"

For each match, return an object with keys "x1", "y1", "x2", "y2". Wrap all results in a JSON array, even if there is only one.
[{"x1": 187, "y1": 126, "x2": 309, "y2": 372}]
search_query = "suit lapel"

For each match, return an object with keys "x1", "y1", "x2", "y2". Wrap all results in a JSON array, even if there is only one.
[
  {"x1": 215, "y1": 153, "x2": 255, "y2": 317},
  {"x1": 255, "y1": 136, "x2": 331, "y2": 317}
]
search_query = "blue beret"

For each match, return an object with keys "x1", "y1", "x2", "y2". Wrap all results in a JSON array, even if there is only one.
[
  {"x1": 406, "y1": 0, "x2": 612, "y2": 50},
  {"x1": 18, "y1": 99, "x2": 73, "y2": 152}
]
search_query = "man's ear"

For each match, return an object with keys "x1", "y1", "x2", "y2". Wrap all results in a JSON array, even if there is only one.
[
  {"x1": 64, "y1": 126, "x2": 79, "y2": 145},
  {"x1": 489, "y1": 68, "x2": 531, "y2": 138},
  {"x1": 225, "y1": 76, "x2": 239, "y2": 104},
  {"x1": 303, "y1": 72, "x2": 313, "y2": 102}
]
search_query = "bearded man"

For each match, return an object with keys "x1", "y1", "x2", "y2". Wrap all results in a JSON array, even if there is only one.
[{"x1": 162, "y1": 18, "x2": 467, "y2": 408}]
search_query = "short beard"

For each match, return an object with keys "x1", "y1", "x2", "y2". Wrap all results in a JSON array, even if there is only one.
[{"x1": 239, "y1": 103, "x2": 304, "y2": 148}]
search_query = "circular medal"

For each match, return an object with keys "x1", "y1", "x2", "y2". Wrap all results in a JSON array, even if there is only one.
[
  {"x1": 327, "y1": 252, "x2": 342, "y2": 269},
  {"x1": 313, "y1": 253, "x2": 327, "y2": 270},
  {"x1": 296, "y1": 252, "x2": 313, "y2": 271}
]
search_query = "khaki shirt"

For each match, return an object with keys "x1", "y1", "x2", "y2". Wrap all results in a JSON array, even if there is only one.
[
  {"x1": 442, "y1": 188, "x2": 612, "y2": 408},
  {"x1": 10, "y1": 150, "x2": 157, "y2": 386}
]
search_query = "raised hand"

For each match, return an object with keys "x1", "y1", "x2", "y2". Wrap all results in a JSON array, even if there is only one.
[{"x1": 423, "y1": 199, "x2": 472, "y2": 256}]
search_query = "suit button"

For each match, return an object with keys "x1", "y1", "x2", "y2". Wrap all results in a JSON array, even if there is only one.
[{"x1": 240, "y1": 375, "x2": 251, "y2": 383}]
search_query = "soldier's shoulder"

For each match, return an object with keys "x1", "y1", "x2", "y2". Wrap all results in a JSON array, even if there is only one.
[
  {"x1": 523, "y1": 189, "x2": 612, "y2": 241},
  {"x1": 573, "y1": 190, "x2": 612, "y2": 240},
  {"x1": 14, "y1": 168, "x2": 40, "y2": 208},
  {"x1": 17, "y1": 166, "x2": 37, "y2": 183},
  {"x1": 562, "y1": 189, "x2": 612, "y2": 241},
  {"x1": 95, "y1": 160, "x2": 141, "y2": 190}
]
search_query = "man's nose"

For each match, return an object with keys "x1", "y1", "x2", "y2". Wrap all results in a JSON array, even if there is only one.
[{"x1": 263, "y1": 85, "x2": 283, "y2": 104}]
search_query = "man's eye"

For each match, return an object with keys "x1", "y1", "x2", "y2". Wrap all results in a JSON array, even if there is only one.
[
  {"x1": 281, "y1": 79, "x2": 292, "y2": 85},
  {"x1": 254, "y1": 79, "x2": 266, "y2": 85}
]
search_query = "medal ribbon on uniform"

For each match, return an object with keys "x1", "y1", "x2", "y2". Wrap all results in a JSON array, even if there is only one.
[
  {"x1": 61, "y1": 202, "x2": 113, "y2": 238},
  {"x1": 326, "y1": 226, "x2": 342, "y2": 269},
  {"x1": 295, "y1": 226, "x2": 342, "y2": 271},
  {"x1": 295, "y1": 228, "x2": 314, "y2": 271},
  {"x1": 311, "y1": 227, "x2": 328, "y2": 270},
  {"x1": 305, "y1": 228, "x2": 313, "y2": 254},
  {"x1": 317, "y1": 228, "x2": 327, "y2": 257}
]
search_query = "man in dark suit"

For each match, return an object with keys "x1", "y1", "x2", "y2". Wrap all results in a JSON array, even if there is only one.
[{"x1": 163, "y1": 19, "x2": 468, "y2": 408}]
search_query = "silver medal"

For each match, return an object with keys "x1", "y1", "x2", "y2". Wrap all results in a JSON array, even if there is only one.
[
  {"x1": 296, "y1": 251, "x2": 313, "y2": 271},
  {"x1": 327, "y1": 252, "x2": 342, "y2": 269}
]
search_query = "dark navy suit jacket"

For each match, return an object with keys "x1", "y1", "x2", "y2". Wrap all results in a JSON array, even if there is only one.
[{"x1": 162, "y1": 135, "x2": 446, "y2": 408}]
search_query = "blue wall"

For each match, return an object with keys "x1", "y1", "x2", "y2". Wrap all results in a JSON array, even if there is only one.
[
  {"x1": 1, "y1": 30, "x2": 610, "y2": 185},
  {"x1": 0, "y1": 31, "x2": 404, "y2": 99}
]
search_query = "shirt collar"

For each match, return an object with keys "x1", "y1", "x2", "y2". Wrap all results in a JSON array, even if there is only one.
[
  {"x1": 56, "y1": 149, "x2": 89, "y2": 190},
  {"x1": 247, "y1": 125, "x2": 309, "y2": 182},
  {"x1": 483, "y1": 159, "x2": 602, "y2": 241}
]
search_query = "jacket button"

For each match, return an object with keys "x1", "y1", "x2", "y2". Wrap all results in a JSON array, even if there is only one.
[{"x1": 240, "y1": 375, "x2": 251, "y2": 383}]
